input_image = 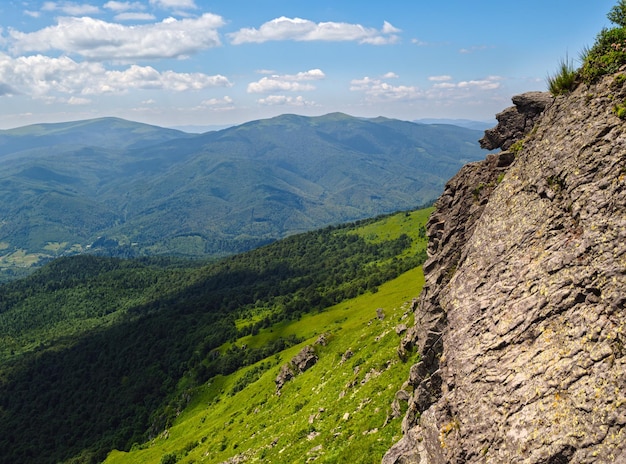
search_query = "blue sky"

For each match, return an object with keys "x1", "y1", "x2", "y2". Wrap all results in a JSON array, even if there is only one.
[{"x1": 0, "y1": 0, "x2": 617, "y2": 129}]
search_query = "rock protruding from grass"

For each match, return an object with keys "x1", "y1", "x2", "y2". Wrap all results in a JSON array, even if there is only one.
[{"x1": 275, "y1": 337, "x2": 327, "y2": 394}]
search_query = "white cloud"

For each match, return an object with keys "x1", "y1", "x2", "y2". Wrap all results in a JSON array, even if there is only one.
[
  {"x1": 114, "y1": 12, "x2": 156, "y2": 21},
  {"x1": 201, "y1": 96, "x2": 233, "y2": 106},
  {"x1": 229, "y1": 17, "x2": 400, "y2": 45},
  {"x1": 41, "y1": 2, "x2": 101, "y2": 15},
  {"x1": 149, "y1": 0, "x2": 197, "y2": 9},
  {"x1": 432, "y1": 76, "x2": 502, "y2": 91},
  {"x1": 428, "y1": 75, "x2": 452, "y2": 82},
  {"x1": 67, "y1": 96, "x2": 91, "y2": 105},
  {"x1": 248, "y1": 79, "x2": 314, "y2": 93},
  {"x1": 0, "y1": 53, "x2": 231, "y2": 98},
  {"x1": 382, "y1": 72, "x2": 399, "y2": 79},
  {"x1": 257, "y1": 95, "x2": 315, "y2": 106},
  {"x1": 8, "y1": 14, "x2": 224, "y2": 61},
  {"x1": 382, "y1": 21, "x2": 401, "y2": 34},
  {"x1": 431, "y1": 82, "x2": 456, "y2": 89},
  {"x1": 103, "y1": 1, "x2": 152, "y2": 19},
  {"x1": 457, "y1": 77, "x2": 502, "y2": 90},
  {"x1": 350, "y1": 73, "x2": 504, "y2": 108},
  {"x1": 104, "y1": 1, "x2": 142, "y2": 12},
  {"x1": 247, "y1": 69, "x2": 325, "y2": 93},
  {"x1": 350, "y1": 76, "x2": 422, "y2": 101}
]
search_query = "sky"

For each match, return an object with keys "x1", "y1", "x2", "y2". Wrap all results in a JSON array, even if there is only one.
[{"x1": 0, "y1": 0, "x2": 618, "y2": 129}]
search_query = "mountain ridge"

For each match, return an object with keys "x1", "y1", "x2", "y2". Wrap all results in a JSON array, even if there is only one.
[{"x1": 0, "y1": 112, "x2": 488, "y2": 280}]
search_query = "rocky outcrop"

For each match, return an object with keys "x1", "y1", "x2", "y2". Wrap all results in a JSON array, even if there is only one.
[
  {"x1": 385, "y1": 77, "x2": 626, "y2": 463},
  {"x1": 480, "y1": 91, "x2": 552, "y2": 151},
  {"x1": 276, "y1": 337, "x2": 327, "y2": 394},
  {"x1": 395, "y1": 94, "x2": 529, "y2": 426}
]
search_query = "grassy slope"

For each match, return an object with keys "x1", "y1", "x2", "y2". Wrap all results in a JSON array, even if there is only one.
[
  {"x1": 106, "y1": 266, "x2": 423, "y2": 464},
  {"x1": 0, "y1": 206, "x2": 431, "y2": 463}
]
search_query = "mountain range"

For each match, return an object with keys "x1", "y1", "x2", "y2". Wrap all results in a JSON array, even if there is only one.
[{"x1": 0, "y1": 112, "x2": 488, "y2": 279}]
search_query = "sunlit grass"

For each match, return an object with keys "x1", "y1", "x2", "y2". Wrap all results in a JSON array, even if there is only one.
[
  {"x1": 105, "y1": 266, "x2": 424, "y2": 464},
  {"x1": 350, "y1": 207, "x2": 433, "y2": 245}
]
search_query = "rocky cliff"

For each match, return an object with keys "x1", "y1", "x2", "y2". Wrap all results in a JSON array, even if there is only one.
[{"x1": 384, "y1": 72, "x2": 626, "y2": 463}]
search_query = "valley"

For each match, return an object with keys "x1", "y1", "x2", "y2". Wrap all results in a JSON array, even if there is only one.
[
  {"x1": 0, "y1": 206, "x2": 432, "y2": 464},
  {"x1": 0, "y1": 113, "x2": 486, "y2": 280}
]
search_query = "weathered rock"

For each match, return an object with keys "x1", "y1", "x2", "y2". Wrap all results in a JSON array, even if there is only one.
[
  {"x1": 391, "y1": 390, "x2": 411, "y2": 419},
  {"x1": 395, "y1": 323, "x2": 407, "y2": 335},
  {"x1": 274, "y1": 363, "x2": 294, "y2": 393},
  {"x1": 386, "y1": 76, "x2": 626, "y2": 462},
  {"x1": 340, "y1": 349, "x2": 354, "y2": 365},
  {"x1": 292, "y1": 345, "x2": 318, "y2": 373},
  {"x1": 275, "y1": 345, "x2": 319, "y2": 394},
  {"x1": 480, "y1": 91, "x2": 552, "y2": 151},
  {"x1": 314, "y1": 333, "x2": 328, "y2": 346}
]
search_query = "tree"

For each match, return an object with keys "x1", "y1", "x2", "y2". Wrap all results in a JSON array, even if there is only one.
[{"x1": 608, "y1": 0, "x2": 626, "y2": 27}]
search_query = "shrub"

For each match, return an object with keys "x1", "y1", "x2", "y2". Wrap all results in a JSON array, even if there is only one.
[
  {"x1": 613, "y1": 101, "x2": 626, "y2": 118},
  {"x1": 608, "y1": 0, "x2": 626, "y2": 27},
  {"x1": 610, "y1": 73, "x2": 626, "y2": 91},
  {"x1": 579, "y1": 26, "x2": 626, "y2": 83},
  {"x1": 509, "y1": 139, "x2": 525, "y2": 155},
  {"x1": 160, "y1": 453, "x2": 178, "y2": 464},
  {"x1": 547, "y1": 56, "x2": 578, "y2": 95}
]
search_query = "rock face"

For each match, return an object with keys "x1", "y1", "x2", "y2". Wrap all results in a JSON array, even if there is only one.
[
  {"x1": 276, "y1": 340, "x2": 325, "y2": 394},
  {"x1": 479, "y1": 91, "x2": 552, "y2": 151},
  {"x1": 385, "y1": 77, "x2": 626, "y2": 463}
]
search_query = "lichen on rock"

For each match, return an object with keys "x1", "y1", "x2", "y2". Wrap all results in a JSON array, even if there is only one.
[{"x1": 385, "y1": 78, "x2": 626, "y2": 463}]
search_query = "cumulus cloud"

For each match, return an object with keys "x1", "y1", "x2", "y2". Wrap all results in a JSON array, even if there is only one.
[
  {"x1": 350, "y1": 73, "x2": 504, "y2": 108},
  {"x1": 41, "y1": 2, "x2": 101, "y2": 15},
  {"x1": 350, "y1": 76, "x2": 422, "y2": 101},
  {"x1": 201, "y1": 96, "x2": 233, "y2": 106},
  {"x1": 113, "y1": 12, "x2": 156, "y2": 21},
  {"x1": 432, "y1": 76, "x2": 502, "y2": 91},
  {"x1": 257, "y1": 95, "x2": 315, "y2": 106},
  {"x1": 457, "y1": 76, "x2": 502, "y2": 90},
  {"x1": 247, "y1": 69, "x2": 325, "y2": 93},
  {"x1": 8, "y1": 14, "x2": 224, "y2": 61},
  {"x1": 103, "y1": 1, "x2": 153, "y2": 19},
  {"x1": 149, "y1": 0, "x2": 197, "y2": 9},
  {"x1": 428, "y1": 75, "x2": 452, "y2": 82},
  {"x1": 103, "y1": 1, "x2": 142, "y2": 12},
  {"x1": 229, "y1": 17, "x2": 400, "y2": 45},
  {"x1": 67, "y1": 96, "x2": 91, "y2": 105},
  {"x1": 0, "y1": 53, "x2": 231, "y2": 98}
]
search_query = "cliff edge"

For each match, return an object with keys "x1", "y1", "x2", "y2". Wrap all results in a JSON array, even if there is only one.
[{"x1": 385, "y1": 72, "x2": 626, "y2": 463}]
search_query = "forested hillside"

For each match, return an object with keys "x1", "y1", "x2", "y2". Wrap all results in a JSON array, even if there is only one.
[
  {"x1": 0, "y1": 113, "x2": 485, "y2": 279},
  {"x1": 0, "y1": 207, "x2": 431, "y2": 464}
]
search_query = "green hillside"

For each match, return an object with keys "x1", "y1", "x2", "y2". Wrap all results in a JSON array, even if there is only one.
[
  {"x1": 0, "y1": 206, "x2": 432, "y2": 464},
  {"x1": 0, "y1": 113, "x2": 484, "y2": 279},
  {"x1": 107, "y1": 267, "x2": 424, "y2": 464}
]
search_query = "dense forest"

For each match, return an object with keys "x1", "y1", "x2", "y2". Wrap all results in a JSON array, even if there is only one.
[{"x1": 0, "y1": 207, "x2": 430, "y2": 464}]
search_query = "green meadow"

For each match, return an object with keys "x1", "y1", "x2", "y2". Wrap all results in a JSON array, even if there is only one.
[{"x1": 106, "y1": 266, "x2": 424, "y2": 464}]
